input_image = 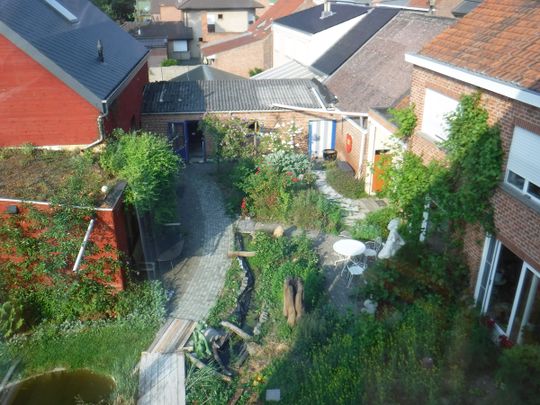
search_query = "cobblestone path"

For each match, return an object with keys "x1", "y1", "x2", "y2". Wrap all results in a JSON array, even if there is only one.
[{"x1": 162, "y1": 163, "x2": 233, "y2": 321}]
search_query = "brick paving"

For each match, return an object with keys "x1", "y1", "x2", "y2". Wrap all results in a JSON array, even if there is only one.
[{"x1": 161, "y1": 163, "x2": 233, "y2": 321}]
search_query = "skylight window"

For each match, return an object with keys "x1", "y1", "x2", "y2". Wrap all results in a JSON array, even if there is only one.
[{"x1": 44, "y1": 0, "x2": 79, "y2": 23}]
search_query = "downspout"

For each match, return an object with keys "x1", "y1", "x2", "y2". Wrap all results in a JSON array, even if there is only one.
[
  {"x1": 72, "y1": 218, "x2": 96, "y2": 272},
  {"x1": 83, "y1": 100, "x2": 109, "y2": 150}
]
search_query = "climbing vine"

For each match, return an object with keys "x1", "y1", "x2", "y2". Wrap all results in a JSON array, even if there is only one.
[
  {"x1": 382, "y1": 92, "x2": 503, "y2": 239},
  {"x1": 389, "y1": 103, "x2": 417, "y2": 139}
]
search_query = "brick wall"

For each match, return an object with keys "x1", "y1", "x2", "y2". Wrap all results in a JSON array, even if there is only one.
[
  {"x1": 0, "y1": 198, "x2": 128, "y2": 290},
  {"x1": 334, "y1": 118, "x2": 364, "y2": 175},
  {"x1": 142, "y1": 109, "x2": 347, "y2": 156},
  {"x1": 211, "y1": 35, "x2": 272, "y2": 77},
  {"x1": 104, "y1": 63, "x2": 149, "y2": 133},
  {"x1": 409, "y1": 66, "x2": 540, "y2": 282},
  {"x1": 0, "y1": 35, "x2": 99, "y2": 147}
]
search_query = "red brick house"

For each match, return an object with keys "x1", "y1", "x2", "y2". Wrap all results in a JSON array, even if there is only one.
[
  {"x1": 0, "y1": 0, "x2": 149, "y2": 148},
  {"x1": 405, "y1": 0, "x2": 540, "y2": 344}
]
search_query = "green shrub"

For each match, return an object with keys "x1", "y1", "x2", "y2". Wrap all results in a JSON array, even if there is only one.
[
  {"x1": 263, "y1": 150, "x2": 311, "y2": 176},
  {"x1": 290, "y1": 189, "x2": 342, "y2": 234},
  {"x1": 0, "y1": 301, "x2": 24, "y2": 339},
  {"x1": 161, "y1": 58, "x2": 177, "y2": 67},
  {"x1": 100, "y1": 130, "x2": 181, "y2": 222},
  {"x1": 497, "y1": 345, "x2": 540, "y2": 404},
  {"x1": 388, "y1": 104, "x2": 417, "y2": 139},
  {"x1": 206, "y1": 261, "x2": 244, "y2": 327},
  {"x1": 115, "y1": 280, "x2": 167, "y2": 323},
  {"x1": 249, "y1": 67, "x2": 263, "y2": 77},
  {"x1": 351, "y1": 206, "x2": 398, "y2": 240}
]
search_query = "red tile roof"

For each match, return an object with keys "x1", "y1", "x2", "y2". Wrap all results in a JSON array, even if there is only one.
[
  {"x1": 420, "y1": 0, "x2": 540, "y2": 92},
  {"x1": 202, "y1": 0, "x2": 309, "y2": 56}
]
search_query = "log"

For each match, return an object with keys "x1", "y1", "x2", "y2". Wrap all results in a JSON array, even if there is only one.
[
  {"x1": 227, "y1": 251, "x2": 257, "y2": 258},
  {"x1": 220, "y1": 321, "x2": 252, "y2": 341},
  {"x1": 294, "y1": 279, "x2": 304, "y2": 321},
  {"x1": 283, "y1": 278, "x2": 291, "y2": 317},
  {"x1": 185, "y1": 352, "x2": 232, "y2": 382},
  {"x1": 284, "y1": 280, "x2": 296, "y2": 327}
]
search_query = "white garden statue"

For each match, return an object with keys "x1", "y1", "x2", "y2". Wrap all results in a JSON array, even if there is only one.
[{"x1": 378, "y1": 218, "x2": 405, "y2": 259}]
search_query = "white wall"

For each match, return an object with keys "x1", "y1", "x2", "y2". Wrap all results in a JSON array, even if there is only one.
[{"x1": 272, "y1": 14, "x2": 366, "y2": 68}]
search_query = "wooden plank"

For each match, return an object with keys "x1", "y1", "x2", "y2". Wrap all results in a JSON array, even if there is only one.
[
  {"x1": 149, "y1": 318, "x2": 195, "y2": 353},
  {"x1": 138, "y1": 352, "x2": 185, "y2": 405}
]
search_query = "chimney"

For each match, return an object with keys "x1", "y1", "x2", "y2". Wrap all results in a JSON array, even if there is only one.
[
  {"x1": 428, "y1": 0, "x2": 436, "y2": 14},
  {"x1": 320, "y1": 0, "x2": 334, "y2": 19},
  {"x1": 97, "y1": 39, "x2": 104, "y2": 63}
]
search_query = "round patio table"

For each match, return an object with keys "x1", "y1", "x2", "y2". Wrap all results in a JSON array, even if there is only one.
[{"x1": 333, "y1": 239, "x2": 366, "y2": 258}]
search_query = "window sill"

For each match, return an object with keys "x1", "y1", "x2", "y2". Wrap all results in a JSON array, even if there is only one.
[{"x1": 501, "y1": 183, "x2": 540, "y2": 215}]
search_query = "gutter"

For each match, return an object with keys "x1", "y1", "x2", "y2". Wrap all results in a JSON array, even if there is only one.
[
  {"x1": 83, "y1": 101, "x2": 109, "y2": 150},
  {"x1": 271, "y1": 103, "x2": 368, "y2": 117}
]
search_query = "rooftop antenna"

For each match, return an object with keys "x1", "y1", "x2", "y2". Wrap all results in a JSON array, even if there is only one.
[
  {"x1": 97, "y1": 40, "x2": 104, "y2": 63},
  {"x1": 320, "y1": 0, "x2": 335, "y2": 19}
]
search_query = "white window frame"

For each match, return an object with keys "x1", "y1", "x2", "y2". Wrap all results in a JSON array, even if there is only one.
[
  {"x1": 505, "y1": 126, "x2": 540, "y2": 204},
  {"x1": 172, "y1": 40, "x2": 188, "y2": 52},
  {"x1": 475, "y1": 236, "x2": 540, "y2": 344},
  {"x1": 420, "y1": 88, "x2": 458, "y2": 142}
]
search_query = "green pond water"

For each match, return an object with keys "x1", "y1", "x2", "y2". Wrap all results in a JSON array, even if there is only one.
[{"x1": 7, "y1": 369, "x2": 115, "y2": 405}]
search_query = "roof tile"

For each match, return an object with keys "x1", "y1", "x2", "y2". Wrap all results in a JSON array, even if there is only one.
[{"x1": 420, "y1": 0, "x2": 540, "y2": 92}]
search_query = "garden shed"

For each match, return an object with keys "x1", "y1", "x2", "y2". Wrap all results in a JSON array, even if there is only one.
[{"x1": 141, "y1": 79, "x2": 340, "y2": 162}]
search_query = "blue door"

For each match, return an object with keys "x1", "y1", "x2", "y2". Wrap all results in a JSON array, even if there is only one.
[{"x1": 168, "y1": 122, "x2": 189, "y2": 162}]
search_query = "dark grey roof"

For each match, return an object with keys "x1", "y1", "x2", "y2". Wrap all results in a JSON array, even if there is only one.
[
  {"x1": 125, "y1": 21, "x2": 193, "y2": 40},
  {"x1": 274, "y1": 4, "x2": 369, "y2": 34},
  {"x1": 0, "y1": 0, "x2": 149, "y2": 110},
  {"x1": 312, "y1": 7, "x2": 399, "y2": 76},
  {"x1": 142, "y1": 79, "x2": 331, "y2": 113},
  {"x1": 452, "y1": 0, "x2": 482, "y2": 17},
  {"x1": 325, "y1": 11, "x2": 455, "y2": 112},
  {"x1": 172, "y1": 65, "x2": 245, "y2": 81},
  {"x1": 179, "y1": 0, "x2": 264, "y2": 10}
]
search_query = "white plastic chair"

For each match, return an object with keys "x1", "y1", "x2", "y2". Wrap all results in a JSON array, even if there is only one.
[{"x1": 341, "y1": 261, "x2": 367, "y2": 288}]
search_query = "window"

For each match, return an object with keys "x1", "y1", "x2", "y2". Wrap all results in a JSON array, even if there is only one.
[
  {"x1": 506, "y1": 126, "x2": 540, "y2": 203},
  {"x1": 218, "y1": 13, "x2": 223, "y2": 19},
  {"x1": 420, "y1": 88, "x2": 458, "y2": 141},
  {"x1": 207, "y1": 14, "x2": 216, "y2": 33},
  {"x1": 172, "y1": 40, "x2": 187, "y2": 52}
]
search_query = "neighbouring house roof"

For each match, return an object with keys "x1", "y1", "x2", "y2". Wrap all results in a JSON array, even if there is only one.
[
  {"x1": 420, "y1": 0, "x2": 540, "y2": 93},
  {"x1": 451, "y1": 0, "x2": 482, "y2": 17},
  {"x1": 326, "y1": 11, "x2": 455, "y2": 113},
  {"x1": 172, "y1": 65, "x2": 246, "y2": 80},
  {"x1": 201, "y1": 0, "x2": 308, "y2": 57},
  {"x1": 312, "y1": 7, "x2": 399, "y2": 76},
  {"x1": 274, "y1": 4, "x2": 369, "y2": 34},
  {"x1": 0, "y1": 0, "x2": 148, "y2": 110},
  {"x1": 252, "y1": 60, "x2": 327, "y2": 81},
  {"x1": 179, "y1": 0, "x2": 264, "y2": 11},
  {"x1": 142, "y1": 79, "x2": 331, "y2": 113},
  {"x1": 124, "y1": 21, "x2": 193, "y2": 41}
]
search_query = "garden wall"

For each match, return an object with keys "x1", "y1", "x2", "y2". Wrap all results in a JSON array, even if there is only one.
[
  {"x1": 0, "y1": 184, "x2": 130, "y2": 290},
  {"x1": 408, "y1": 66, "x2": 540, "y2": 285}
]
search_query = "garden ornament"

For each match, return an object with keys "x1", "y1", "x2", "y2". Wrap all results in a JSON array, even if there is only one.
[{"x1": 378, "y1": 218, "x2": 405, "y2": 259}]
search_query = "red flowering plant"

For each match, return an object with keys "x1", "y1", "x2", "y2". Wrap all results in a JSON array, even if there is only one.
[{"x1": 499, "y1": 335, "x2": 514, "y2": 349}]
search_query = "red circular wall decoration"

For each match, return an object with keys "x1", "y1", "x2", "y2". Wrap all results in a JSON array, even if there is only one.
[{"x1": 345, "y1": 134, "x2": 353, "y2": 153}]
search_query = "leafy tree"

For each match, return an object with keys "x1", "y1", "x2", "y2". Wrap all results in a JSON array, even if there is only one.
[{"x1": 92, "y1": 0, "x2": 135, "y2": 21}]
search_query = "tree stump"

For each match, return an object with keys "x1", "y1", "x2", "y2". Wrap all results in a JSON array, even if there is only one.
[{"x1": 283, "y1": 277, "x2": 304, "y2": 327}]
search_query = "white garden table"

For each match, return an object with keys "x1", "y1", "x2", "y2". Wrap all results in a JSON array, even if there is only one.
[{"x1": 333, "y1": 239, "x2": 366, "y2": 269}]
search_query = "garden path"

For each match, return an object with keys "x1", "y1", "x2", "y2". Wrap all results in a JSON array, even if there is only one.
[
  {"x1": 161, "y1": 163, "x2": 234, "y2": 321},
  {"x1": 313, "y1": 170, "x2": 386, "y2": 227}
]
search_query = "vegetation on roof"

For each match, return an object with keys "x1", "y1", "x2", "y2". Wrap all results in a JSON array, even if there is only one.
[{"x1": 0, "y1": 147, "x2": 114, "y2": 206}]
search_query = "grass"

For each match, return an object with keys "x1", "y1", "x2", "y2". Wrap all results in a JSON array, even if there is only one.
[
  {"x1": 206, "y1": 260, "x2": 244, "y2": 328},
  {"x1": 1, "y1": 318, "x2": 158, "y2": 402},
  {"x1": 325, "y1": 162, "x2": 366, "y2": 199}
]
